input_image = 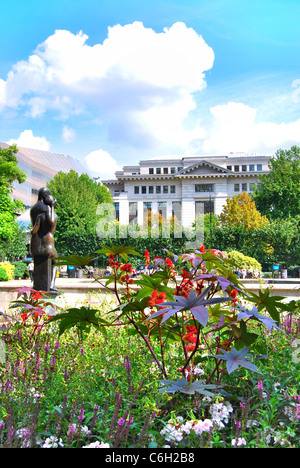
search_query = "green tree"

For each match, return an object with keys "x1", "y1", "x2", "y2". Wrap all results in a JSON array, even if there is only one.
[
  {"x1": 47, "y1": 170, "x2": 113, "y2": 254},
  {"x1": 254, "y1": 146, "x2": 300, "y2": 219},
  {"x1": 0, "y1": 145, "x2": 27, "y2": 257}
]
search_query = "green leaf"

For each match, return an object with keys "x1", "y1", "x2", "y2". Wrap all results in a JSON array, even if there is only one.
[
  {"x1": 95, "y1": 245, "x2": 141, "y2": 261},
  {"x1": 48, "y1": 306, "x2": 104, "y2": 337},
  {"x1": 231, "y1": 321, "x2": 259, "y2": 350},
  {"x1": 246, "y1": 288, "x2": 290, "y2": 323}
]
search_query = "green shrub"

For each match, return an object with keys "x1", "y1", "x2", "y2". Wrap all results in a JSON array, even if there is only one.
[
  {"x1": 225, "y1": 250, "x2": 262, "y2": 271},
  {"x1": 12, "y1": 261, "x2": 27, "y2": 279},
  {"x1": 0, "y1": 267, "x2": 9, "y2": 281},
  {"x1": 0, "y1": 261, "x2": 15, "y2": 280}
]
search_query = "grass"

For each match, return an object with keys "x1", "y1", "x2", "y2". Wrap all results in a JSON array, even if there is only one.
[{"x1": 0, "y1": 294, "x2": 299, "y2": 449}]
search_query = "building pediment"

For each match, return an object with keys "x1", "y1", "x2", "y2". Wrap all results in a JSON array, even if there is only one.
[{"x1": 176, "y1": 160, "x2": 230, "y2": 177}]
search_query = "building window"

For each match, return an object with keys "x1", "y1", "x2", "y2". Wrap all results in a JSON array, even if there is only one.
[
  {"x1": 129, "y1": 202, "x2": 137, "y2": 223},
  {"x1": 171, "y1": 167, "x2": 176, "y2": 174},
  {"x1": 170, "y1": 185, "x2": 176, "y2": 194},
  {"x1": 163, "y1": 167, "x2": 168, "y2": 174},
  {"x1": 141, "y1": 186, "x2": 147, "y2": 194},
  {"x1": 156, "y1": 168, "x2": 161, "y2": 174},
  {"x1": 249, "y1": 164, "x2": 255, "y2": 171},
  {"x1": 178, "y1": 167, "x2": 183, "y2": 172},
  {"x1": 227, "y1": 165, "x2": 232, "y2": 171},
  {"x1": 242, "y1": 165, "x2": 247, "y2": 172},
  {"x1": 242, "y1": 183, "x2": 247, "y2": 192},
  {"x1": 149, "y1": 186, "x2": 154, "y2": 194},
  {"x1": 234, "y1": 165, "x2": 239, "y2": 172},
  {"x1": 156, "y1": 186, "x2": 161, "y2": 194},
  {"x1": 257, "y1": 164, "x2": 262, "y2": 171},
  {"x1": 149, "y1": 168, "x2": 154, "y2": 174},
  {"x1": 134, "y1": 186, "x2": 139, "y2": 194},
  {"x1": 114, "y1": 202, "x2": 120, "y2": 221},
  {"x1": 158, "y1": 201, "x2": 167, "y2": 219},
  {"x1": 234, "y1": 184, "x2": 240, "y2": 192},
  {"x1": 163, "y1": 185, "x2": 168, "y2": 194},
  {"x1": 195, "y1": 200, "x2": 214, "y2": 215},
  {"x1": 195, "y1": 184, "x2": 214, "y2": 193}
]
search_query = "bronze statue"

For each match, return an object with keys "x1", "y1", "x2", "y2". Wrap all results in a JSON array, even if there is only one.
[{"x1": 30, "y1": 187, "x2": 58, "y2": 293}]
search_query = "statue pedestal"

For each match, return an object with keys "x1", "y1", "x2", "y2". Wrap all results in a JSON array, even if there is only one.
[{"x1": 33, "y1": 256, "x2": 52, "y2": 293}]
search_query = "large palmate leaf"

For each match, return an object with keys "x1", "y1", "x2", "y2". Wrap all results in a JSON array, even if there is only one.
[
  {"x1": 158, "y1": 377, "x2": 217, "y2": 396},
  {"x1": 237, "y1": 305, "x2": 283, "y2": 332},
  {"x1": 230, "y1": 320, "x2": 259, "y2": 350},
  {"x1": 48, "y1": 306, "x2": 109, "y2": 337},
  {"x1": 95, "y1": 245, "x2": 141, "y2": 261},
  {"x1": 134, "y1": 274, "x2": 174, "y2": 301},
  {"x1": 212, "y1": 346, "x2": 261, "y2": 374},
  {"x1": 146, "y1": 285, "x2": 231, "y2": 327},
  {"x1": 245, "y1": 288, "x2": 292, "y2": 324}
]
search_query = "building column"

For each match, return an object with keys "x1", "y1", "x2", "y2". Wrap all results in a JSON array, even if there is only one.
[
  {"x1": 118, "y1": 194, "x2": 129, "y2": 225},
  {"x1": 181, "y1": 199, "x2": 195, "y2": 228},
  {"x1": 137, "y1": 200, "x2": 144, "y2": 226}
]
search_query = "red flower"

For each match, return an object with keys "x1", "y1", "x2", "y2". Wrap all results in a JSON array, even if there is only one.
[
  {"x1": 120, "y1": 263, "x2": 133, "y2": 273},
  {"x1": 145, "y1": 249, "x2": 150, "y2": 266},
  {"x1": 31, "y1": 291, "x2": 43, "y2": 300},
  {"x1": 199, "y1": 244, "x2": 206, "y2": 253},
  {"x1": 229, "y1": 288, "x2": 238, "y2": 299},
  {"x1": 109, "y1": 254, "x2": 120, "y2": 269},
  {"x1": 148, "y1": 290, "x2": 166, "y2": 308}
]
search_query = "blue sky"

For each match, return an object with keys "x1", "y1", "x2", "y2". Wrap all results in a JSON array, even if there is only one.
[{"x1": 1, "y1": 0, "x2": 300, "y2": 177}]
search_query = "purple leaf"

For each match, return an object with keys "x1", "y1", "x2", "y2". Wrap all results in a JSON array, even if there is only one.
[
  {"x1": 13, "y1": 286, "x2": 33, "y2": 299},
  {"x1": 237, "y1": 305, "x2": 282, "y2": 332},
  {"x1": 212, "y1": 346, "x2": 262, "y2": 374},
  {"x1": 147, "y1": 285, "x2": 231, "y2": 327},
  {"x1": 194, "y1": 274, "x2": 242, "y2": 293}
]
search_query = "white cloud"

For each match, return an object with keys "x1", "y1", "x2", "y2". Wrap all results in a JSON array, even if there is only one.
[
  {"x1": 1, "y1": 22, "x2": 214, "y2": 149},
  {"x1": 7, "y1": 130, "x2": 51, "y2": 151},
  {"x1": 84, "y1": 149, "x2": 122, "y2": 179},
  {"x1": 202, "y1": 102, "x2": 300, "y2": 154},
  {"x1": 62, "y1": 125, "x2": 76, "y2": 143}
]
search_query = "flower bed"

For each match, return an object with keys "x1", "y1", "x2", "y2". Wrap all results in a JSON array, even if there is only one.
[{"x1": 0, "y1": 245, "x2": 299, "y2": 448}]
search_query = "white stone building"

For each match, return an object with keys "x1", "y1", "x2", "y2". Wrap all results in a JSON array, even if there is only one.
[{"x1": 102, "y1": 153, "x2": 271, "y2": 229}]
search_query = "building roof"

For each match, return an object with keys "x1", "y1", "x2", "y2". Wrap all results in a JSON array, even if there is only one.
[{"x1": 0, "y1": 142, "x2": 86, "y2": 175}]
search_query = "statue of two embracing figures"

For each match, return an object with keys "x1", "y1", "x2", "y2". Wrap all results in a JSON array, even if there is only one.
[{"x1": 29, "y1": 187, "x2": 59, "y2": 293}]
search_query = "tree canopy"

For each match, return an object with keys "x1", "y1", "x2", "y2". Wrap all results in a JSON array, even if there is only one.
[
  {"x1": 219, "y1": 191, "x2": 269, "y2": 229},
  {"x1": 253, "y1": 146, "x2": 300, "y2": 219},
  {"x1": 47, "y1": 170, "x2": 113, "y2": 254},
  {"x1": 0, "y1": 145, "x2": 27, "y2": 257}
]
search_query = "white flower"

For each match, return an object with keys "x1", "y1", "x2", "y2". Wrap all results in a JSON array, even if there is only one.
[
  {"x1": 193, "y1": 365, "x2": 205, "y2": 376},
  {"x1": 82, "y1": 441, "x2": 110, "y2": 448},
  {"x1": 193, "y1": 419, "x2": 213, "y2": 435},
  {"x1": 209, "y1": 401, "x2": 233, "y2": 424},
  {"x1": 181, "y1": 421, "x2": 193, "y2": 434},
  {"x1": 231, "y1": 437, "x2": 247, "y2": 446},
  {"x1": 42, "y1": 436, "x2": 64, "y2": 448}
]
